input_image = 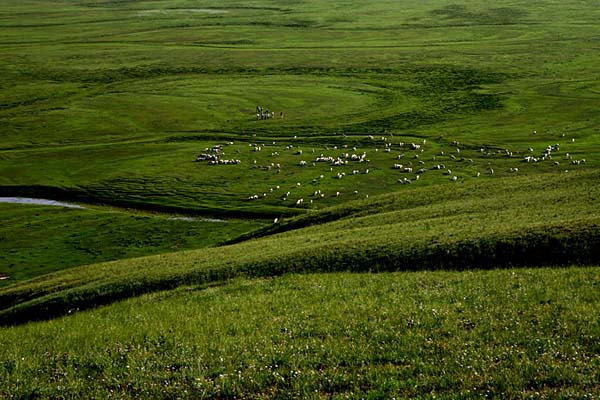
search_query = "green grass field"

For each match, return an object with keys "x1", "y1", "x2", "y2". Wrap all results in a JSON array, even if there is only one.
[{"x1": 1, "y1": 0, "x2": 599, "y2": 397}]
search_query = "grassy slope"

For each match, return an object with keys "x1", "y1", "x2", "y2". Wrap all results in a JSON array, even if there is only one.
[
  {"x1": 1, "y1": 0, "x2": 600, "y2": 396},
  {"x1": 0, "y1": 203, "x2": 263, "y2": 284},
  {"x1": 1, "y1": 170, "x2": 598, "y2": 325},
  {"x1": 1, "y1": 268, "x2": 599, "y2": 398}
]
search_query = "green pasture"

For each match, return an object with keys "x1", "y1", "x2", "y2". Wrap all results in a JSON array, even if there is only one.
[
  {"x1": 1, "y1": 0, "x2": 600, "y2": 396},
  {"x1": 0, "y1": 203, "x2": 263, "y2": 284},
  {"x1": 1, "y1": 268, "x2": 599, "y2": 398},
  {"x1": 1, "y1": 171, "x2": 598, "y2": 325},
  {"x1": 2, "y1": 0, "x2": 599, "y2": 222}
]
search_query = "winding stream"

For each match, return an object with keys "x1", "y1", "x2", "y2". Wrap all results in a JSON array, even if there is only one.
[
  {"x1": 0, "y1": 197, "x2": 227, "y2": 222},
  {"x1": 0, "y1": 197, "x2": 85, "y2": 209}
]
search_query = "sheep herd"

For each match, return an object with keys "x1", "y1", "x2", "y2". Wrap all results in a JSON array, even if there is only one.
[{"x1": 194, "y1": 132, "x2": 586, "y2": 208}]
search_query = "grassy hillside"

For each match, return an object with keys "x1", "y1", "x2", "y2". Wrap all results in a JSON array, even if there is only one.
[
  {"x1": 0, "y1": 203, "x2": 263, "y2": 283},
  {"x1": 1, "y1": 170, "x2": 598, "y2": 325},
  {"x1": 1, "y1": 0, "x2": 600, "y2": 396},
  {"x1": 1, "y1": 268, "x2": 599, "y2": 398}
]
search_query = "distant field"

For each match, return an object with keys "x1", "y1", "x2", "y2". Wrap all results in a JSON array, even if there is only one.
[{"x1": 1, "y1": 0, "x2": 599, "y2": 220}]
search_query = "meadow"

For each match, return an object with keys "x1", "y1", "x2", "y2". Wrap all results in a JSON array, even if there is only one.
[
  {"x1": 1, "y1": 268, "x2": 599, "y2": 398},
  {"x1": 1, "y1": 0, "x2": 600, "y2": 397}
]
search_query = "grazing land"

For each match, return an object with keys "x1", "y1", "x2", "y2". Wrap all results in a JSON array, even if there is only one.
[
  {"x1": 1, "y1": 268, "x2": 599, "y2": 398},
  {"x1": 1, "y1": 0, "x2": 599, "y2": 397}
]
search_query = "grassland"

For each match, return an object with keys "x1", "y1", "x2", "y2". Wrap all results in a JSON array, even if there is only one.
[
  {"x1": 2, "y1": 268, "x2": 599, "y2": 398},
  {"x1": 0, "y1": 203, "x2": 263, "y2": 284},
  {"x1": 1, "y1": 0, "x2": 600, "y2": 397}
]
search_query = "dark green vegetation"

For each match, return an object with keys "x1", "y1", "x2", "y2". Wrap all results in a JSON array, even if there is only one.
[
  {"x1": 0, "y1": 203, "x2": 262, "y2": 284},
  {"x1": 1, "y1": 269, "x2": 599, "y2": 398},
  {"x1": 1, "y1": 0, "x2": 600, "y2": 397}
]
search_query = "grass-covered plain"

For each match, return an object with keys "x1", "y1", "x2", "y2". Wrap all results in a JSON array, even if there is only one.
[
  {"x1": 1, "y1": 0, "x2": 600, "y2": 397},
  {"x1": 2, "y1": 268, "x2": 599, "y2": 398}
]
